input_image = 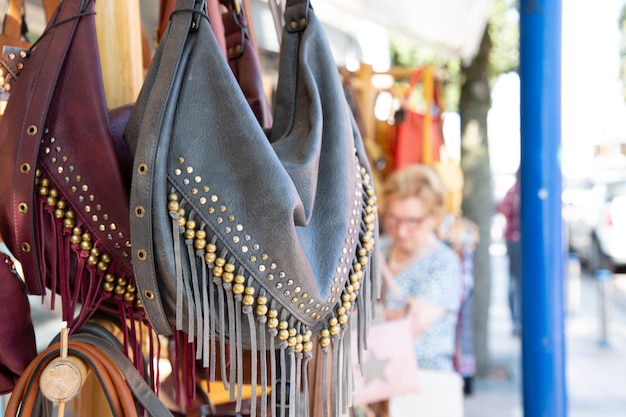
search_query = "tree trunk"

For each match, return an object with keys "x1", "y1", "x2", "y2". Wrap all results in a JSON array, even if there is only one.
[{"x1": 459, "y1": 25, "x2": 493, "y2": 378}]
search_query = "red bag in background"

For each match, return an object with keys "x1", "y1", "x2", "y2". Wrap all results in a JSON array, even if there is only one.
[
  {"x1": 0, "y1": 252, "x2": 37, "y2": 394},
  {"x1": 393, "y1": 67, "x2": 444, "y2": 170}
]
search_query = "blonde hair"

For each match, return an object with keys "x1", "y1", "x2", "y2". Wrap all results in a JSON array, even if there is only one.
[{"x1": 381, "y1": 164, "x2": 447, "y2": 218}]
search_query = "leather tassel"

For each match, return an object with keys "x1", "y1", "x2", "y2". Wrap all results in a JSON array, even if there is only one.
[
  {"x1": 331, "y1": 334, "x2": 342, "y2": 417},
  {"x1": 200, "y1": 245, "x2": 210, "y2": 365},
  {"x1": 294, "y1": 350, "x2": 303, "y2": 417},
  {"x1": 302, "y1": 352, "x2": 312, "y2": 417},
  {"x1": 213, "y1": 262, "x2": 228, "y2": 390},
  {"x1": 70, "y1": 241, "x2": 87, "y2": 322},
  {"x1": 288, "y1": 346, "x2": 296, "y2": 417},
  {"x1": 207, "y1": 252, "x2": 217, "y2": 379},
  {"x1": 55, "y1": 215, "x2": 68, "y2": 318},
  {"x1": 44, "y1": 205, "x2": 60, "y2": 310},
  {"x1": 223, "y1": 262, "x2": 237, "y2": 398},
  {"x1": 37, "y1": 198, "x2": 49, "y2": 299},
  {"x1": 269, "y1": 323, "x2": 278, "y2": 417},
  {"x1": 189, "y1": 232, "x2": 205, "y2": 358},
  {"x1": 182, "y1": 211, "x2": 198, "y2": 341},
  {"x1": 170, "y1": 199, "x2": 185, "y2": 332},
  {"x1": 279, "y1": 341, "x2": 288, "y2": 417},
  {"x1": 342, "y1": 330, "x2": 351, "y2": 414},
  {"x1": 258, "y1": 310, "x2": 268, "y2": 417},
  {"x1": 234, "y1": 275, "x2": 244, "y2": 412},
  {"x1": 243, "y1": 301, "x2": 257, "y2": 417},
  {"x1": 321, "y1": 345, "x2": 330, "y2": 417}
]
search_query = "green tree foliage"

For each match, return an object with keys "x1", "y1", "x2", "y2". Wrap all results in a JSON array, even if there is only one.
[{"x1": 388, "y1": 0, "x2": 518, "y2": 111}]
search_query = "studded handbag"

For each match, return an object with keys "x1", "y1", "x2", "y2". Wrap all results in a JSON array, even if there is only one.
[
  {"x1": 124, "y1": 0, "x2": 379, "y2": 416},
  {"x1": 0, "y1": 0, "x2": 143, "y2": 335}
]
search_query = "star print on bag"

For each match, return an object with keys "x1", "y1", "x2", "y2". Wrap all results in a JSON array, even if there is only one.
[{"x1": 351, "y1": 317, "x2": 421, "y2": 406}]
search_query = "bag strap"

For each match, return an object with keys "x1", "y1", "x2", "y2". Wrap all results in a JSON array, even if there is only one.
[
  {"x1": 157, "y1": 0, "x2": 227, "y2": 56},
  {"x1": 6, "y1": 342, "x2": 132, "y2": 417},
  {"x1": 6, "y1": 328, "x2": 175, "y2": 417}
]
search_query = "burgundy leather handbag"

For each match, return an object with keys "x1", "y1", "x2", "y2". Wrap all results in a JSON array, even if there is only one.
[
  {"x1": 0, "y1": 253, "x2": 37, "y2": 394},
  {"x1": 0, "y1": 0, "x2": 140, "y2": 336}
]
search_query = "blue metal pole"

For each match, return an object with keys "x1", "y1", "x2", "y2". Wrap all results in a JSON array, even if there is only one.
[{"x1": 519, "y1": 1, "x2": 566, "y2": 416}]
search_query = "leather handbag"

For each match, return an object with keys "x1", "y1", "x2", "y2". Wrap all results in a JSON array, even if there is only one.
[
  {"x1": 124, "y1": 1, "x2": 379, "y2": 416},
  {"x1": 0, "y1": 252, "x2": 37, "y2": 394},
  {"x1": 393, "y1": 68, "x2": 444, "y2": 170},
  {"x1": 0, "y1": 0, "x2": 142, "y2": 335},
  {"x1": 4, "y1": 325, "x2": 174, "y2": 417}
]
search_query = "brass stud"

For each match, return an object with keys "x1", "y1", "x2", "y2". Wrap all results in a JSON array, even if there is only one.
[
  {"x1": 222, "y1": 272, "x2": 234, "y2": 283},
  {"x1": 256, "y1": 304, "x2": 268, "y2": 316},
  {"x1": 233, "y1": 283, "x2": 245, "y2": 294},
  {"x1": 243, "y1": 294, "x2": 255, "y2": 306},
  {"x1": 290, "y1": 20, "x2": 297, "y2": 29}
]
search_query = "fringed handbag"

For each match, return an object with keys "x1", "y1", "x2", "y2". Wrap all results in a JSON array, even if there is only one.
[
  {"x1": 124, "y1": 0, "x2": 379, "y2": 416},
  {"x1": 0, "y1": 0, "x2": 145, "y2": 344}
]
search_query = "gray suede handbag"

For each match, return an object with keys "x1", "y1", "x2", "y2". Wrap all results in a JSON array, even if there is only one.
[{"x1": 124, "y1": 0, "x2": 379, "y2": 416}]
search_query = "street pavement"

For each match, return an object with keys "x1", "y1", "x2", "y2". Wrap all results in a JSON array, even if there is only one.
[{"x1": 464, "y1": 243, "x2": 626, "y2": 417}]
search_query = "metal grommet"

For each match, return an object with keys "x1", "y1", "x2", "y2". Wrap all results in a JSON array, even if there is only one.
[
  {"x1": 26, "y1": 125, "x2": 38, "y2": 136},
  {"x1": 21, "y1": 242, "x2": 31, "y2": 253},
  {"x1": 135, "y1": 206, "x2": 145, "y2": 218},
  {"x1": 137, "y1": 163, "x2": 148, "y2": 175},
  {"x1": 143, "y1": 290, "x2": 155, "y2": 300},
  {"x1": 20, "y1": 163, "x2": 30, "y2": 173},
  {"x1": 136, "y1": 249, "x2": 147, "y2": 261},
  {"x1": 18, "y1": 202, "x2": 28, "y2": 213}
]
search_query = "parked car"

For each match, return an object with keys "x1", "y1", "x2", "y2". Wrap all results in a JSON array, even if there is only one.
[{"x1": 565, "y1": 175, "x2": 626, "y2": 272}]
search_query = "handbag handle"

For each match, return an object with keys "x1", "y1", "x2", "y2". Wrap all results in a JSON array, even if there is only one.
[{"x1": 5, "y1": 328, "x2": 175, "y2": 417}]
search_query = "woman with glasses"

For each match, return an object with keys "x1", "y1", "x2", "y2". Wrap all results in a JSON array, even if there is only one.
[{"x1": 379, "y1": 164, "x2": 464, "y2": 417}]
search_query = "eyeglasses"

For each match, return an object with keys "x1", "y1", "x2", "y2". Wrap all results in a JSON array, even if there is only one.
[{"x1": 382, "y1": 213, "x2": 427, "y2": 230}]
